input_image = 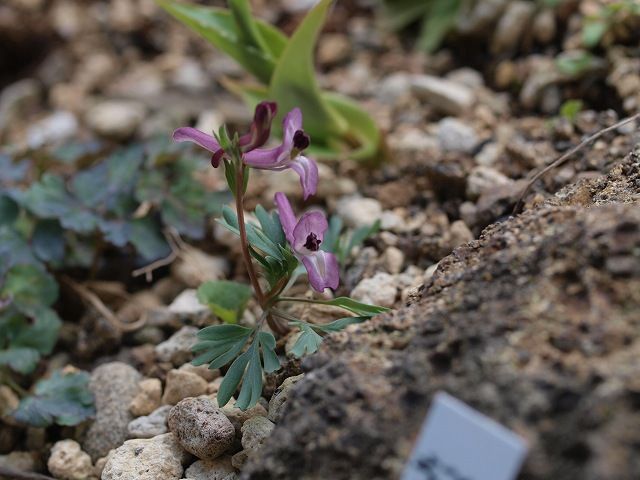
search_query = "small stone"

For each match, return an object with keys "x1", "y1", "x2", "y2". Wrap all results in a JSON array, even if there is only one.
[
  {"x1": 83, "y1": 362, "x2": 142, "y2": 461},
  {"x1": 532, "y1": 9, "x2": 556, "y2": 44},
  {"x1": 168, "y1": 397, "x2": 235, "y2": 460},
  {"x1": 335, "y1": 196, "x2": 383, "y2": 228},
  {"x1": 0, "y1": 79, "x2": 40, "y2": 131},
  {"x1": 26, "y1": 111, "x2": 77, "y2": 148},
  {"x1": 171, "y1": 250, "x2": 230, "y2": 288},
  {"x1": 467, "y1": 166, "x2": 514, "y2": 199},
  {"x1": 0, "y1": 451, "x2": 36, "y2": 475},
  {"x1": 171, "y1": 59, "x2": 209, "y2": 92},
  {"x1": 85, "y1": 100, "x2": 146, "y2": 140},
  {"x1": 449, "y1": 220, "x2": 474, "y2": 249},
  {"x1": 127, "y1": 405, "x2": 172, "y2": 439},
  {"x1": 377, "y1": 73, "x2": 412, "y2": 103},
  {"x1": 167, "y1": 289, "x2": 212, "y2": 324},
  {"x1": 437, "y1": 118, "x2": 479, "y2": 154},
  {"x1": 195, "y1": 110, "x2": 225, "y2": 137},
  {"x1": 184, "y1": 457, "x2": 237, "y2": 480},
  {"x1": 446, "y1": 68, "x2": 484, "y2": 89},
  {"x1": 155, "y1": 326, "x2": 198, "y2": 366},
  {"x1": 268, "y1": 374, "x2": 304, "y2": 423},
  {"x1": 0, "y1": 385, "x2": 19, "y2": 425},
  {"x1": 411, "y1": 74, "x2": 475, "y2": 116},
  {"x1": 475, "y1": 142, "x2": 503, "y2": 166},
  {"x1": 129, "y1": 378, "x2": 162, "y2": 417},
  {"x1": 162, "y1": 370, "x2": 208, "y2": 405},
  {"x1": 231, "y1": 450, "x2": 248, "y2": 470},
  {"x1": 491, "y1": 1, "x2": 536, "y2": 54},
  {"x1": 382, "y1": 246, "x2": 405, "y2": 274},
  {"x1": 47, "y1": 440, "x2": 93, "y2": 480},
  {"x1": 241, "y1": 416, "x2": 274, "y2": 452},
  {"x1": 179, "y1": 363, "x2": 220, "y2": 382},
  {"x1": 101, "y1": 433, "x2": 188, "y2": 480},
  {"x1": 221, "y1": 402, "x2": 268, "y2": 438},
  {"x1": 350, "y1": 272, "x2": 398, "y2": 308},
  {"x1": 318, "y1": 33, "x2": 351, "y2": 65}
]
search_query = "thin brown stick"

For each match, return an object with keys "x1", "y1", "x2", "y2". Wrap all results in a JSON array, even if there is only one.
[
  {"x1": 131, "y1": 229, "x2": 181, "y2": 282},
  {"x1": 513, "y1": 113, "x2": 640, "y2": 214},
  {"x1": 63, "y1": 277, "x2": 146, "y2": 333},
  {"x1": 0, "y1": 466, "x2": 55, "y2": 480}
]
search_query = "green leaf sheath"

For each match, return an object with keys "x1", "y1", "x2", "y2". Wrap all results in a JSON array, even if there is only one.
[
  {"x1": 155, "y1": 0, "x2": 286, "y2": 83},
  {"x1": 268, "y1": 0, "x2": 347, "y2": 141}
]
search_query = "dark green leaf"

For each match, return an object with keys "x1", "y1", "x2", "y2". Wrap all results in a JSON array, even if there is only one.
[
  {"x1": 129, "y1": 216, "x2": 172, "y2": 261},
  {"x1": 290, "y1": 324, "x2": 323, "y2": 357},
  {"x1": 0, "y1": 228, "x2": 39, "y2": 277},
  {"x1": 1, "y1": 264, "x2": 58, "y2": 316},
  {"x1": 217, "y1": 349, "x2": 251, "y2": 407},
  {"x1": 0, "y1": 347, "x2": 40, "y2": 374},
  {"x1": 0, "y1": 195, "x2": 19, "y2": 226},
  {"x1": 317, "y1": 316, "x2": 369, "y2": 332},
  {"x1": 255, "y1": 205, "x2": 286, "y2": 246},
  {"x1": 12, "y1": 308, "x2": 62, "y2": 355},
  {"x1": 192, "y1": 324, "x2": 253, "y2": 369},
  {"x1": 258, "y1": 331, "x2": 280, "y2": 373},
  {"x1": 235, "y1": 341, "x2": 262, "y2": 410},
  {"x1": 12, "y1": 371, "x2": 95, "y2": 427},
  {"x1": 32, "y1": 220, "x2": 65, "y2": 263},
  {"x1": 197, "y1": 280, "x2": 253, "y2": 324},
  {"x1": 318, "y1": 297, "x2": 390, "y2": 317}
]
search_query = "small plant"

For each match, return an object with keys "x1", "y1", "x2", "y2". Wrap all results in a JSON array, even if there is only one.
[
  {"x1": 0, "y1": 138, "x2": 228, "y2": 426},
  {"x1": 175, "y1": 102, "x2": 389, "y2": 410},
  {"x1": 581, "y1": 0, "x2": 640, "y2": 48},
  {"x1": 157, "y1": 0, "x2": 383, "y2": 162}
]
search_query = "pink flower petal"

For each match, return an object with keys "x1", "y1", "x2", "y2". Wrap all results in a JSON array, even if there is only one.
[{"x1": 302, "y1": 251, "x2": 339, "y2": 292}]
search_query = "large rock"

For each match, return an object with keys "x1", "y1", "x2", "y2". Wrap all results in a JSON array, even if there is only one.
[
  {"x1": 101, "y1": 433, "x2": 188, "y2": 480},
  {"x1": 83, "y1": 362, "x2": 141, "y2": 461},
  {"x1": 242, "y1": 148, "x2": 640, "y2": 479},
  {"x1": 168, "y1": 397, "x2": 235, "y2": 460}
]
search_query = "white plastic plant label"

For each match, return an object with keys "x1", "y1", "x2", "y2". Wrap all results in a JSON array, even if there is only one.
[{"x1": 402, "y1": 391, "x2": 528, "y2": 480}]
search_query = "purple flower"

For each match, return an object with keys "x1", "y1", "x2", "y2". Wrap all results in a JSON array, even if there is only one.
[
  {"x1": 275, "y1": 192, "x2": 339, "y2": 292},
  {"x1": 244, "y1": 108, "x2": 318, "y2": 200},
  {"x1": 173, "y1": 101, "x2": 277, "y2": 167}
]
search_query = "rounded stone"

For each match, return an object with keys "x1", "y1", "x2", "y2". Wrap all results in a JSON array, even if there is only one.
[
  {"x1": 168, "y1": 397, "x2": 235, "y2": 460},
  {"x1": 47, "y1": 439, "x2": 93, "y2": 480}
]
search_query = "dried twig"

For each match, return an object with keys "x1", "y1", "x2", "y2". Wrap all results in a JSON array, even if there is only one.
[
  {"x1": 131, "y1": 229, "x2": 182, "y2": 282},
  {"x1": 513, "y1": 112, "x2": 640, "y2": 214},
  {"x1": 0, "y1": 466, "x2": 55, "y2": 480},
  {"x1": 62, "y1": 277, "x2": 146, "y2": 333}
]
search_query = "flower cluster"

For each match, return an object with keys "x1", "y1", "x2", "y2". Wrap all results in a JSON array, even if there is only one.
[{"x1": 174, "y1": 102, "x2": 337, "y2": 291}]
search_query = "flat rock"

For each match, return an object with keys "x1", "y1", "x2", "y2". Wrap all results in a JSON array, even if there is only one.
[
  {"x1": 242, "y1": 147, "x2": 640, "y2": 479},
  {"x1": 101, "y1": 433, "x2": 188, "y2": 480},
  {"x1": 410, "y1": 74, "x2": 475, "y2": 116},
  {"x1": 83, "y1": 362, "x2": 141, "y2": 461},
  {"x1": 184, "y1": 457, "x2": 237, "y2": 480},
  {"x1": 127, "y1": 405, "x2": 172, "y2": 439}
]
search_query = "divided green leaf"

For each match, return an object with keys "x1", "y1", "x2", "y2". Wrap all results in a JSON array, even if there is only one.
[{"x1": 12, "y1": 371, "x2": 95, "y2": 428}]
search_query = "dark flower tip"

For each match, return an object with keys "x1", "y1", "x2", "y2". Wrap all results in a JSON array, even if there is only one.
[
  {"x1": 304, "y1": 232, "x2": 321, "y2": 251},
  {"x1": 293, "y1": 130, "x2": 310, "y2": 151}
]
